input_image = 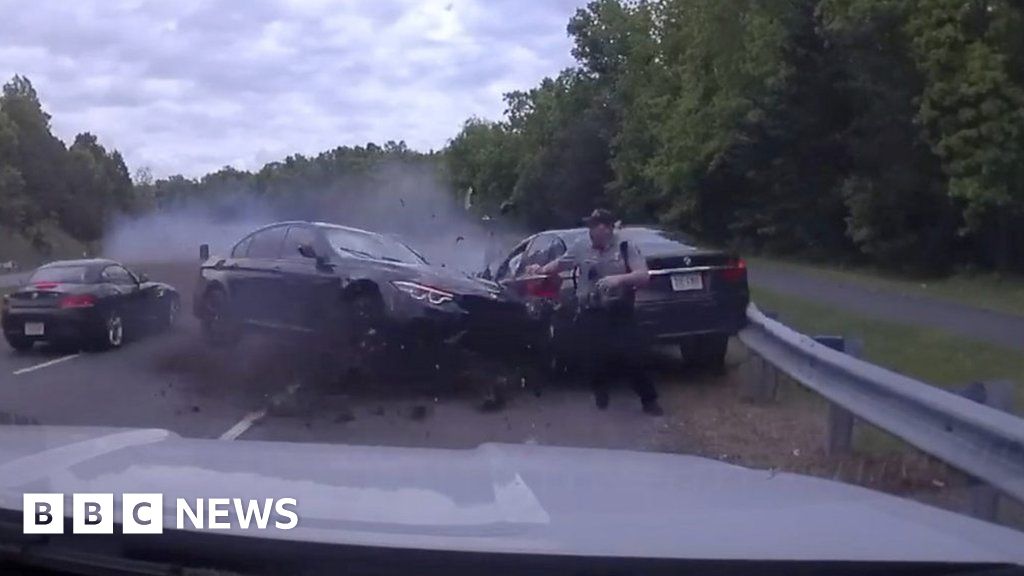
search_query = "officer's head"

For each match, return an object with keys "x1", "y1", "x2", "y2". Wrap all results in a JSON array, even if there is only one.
[{"x1": 583, "y1": 209, "x2": 616, "y2": 249}]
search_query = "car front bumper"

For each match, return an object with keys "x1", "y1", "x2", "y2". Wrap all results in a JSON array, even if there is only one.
[{"x1": 385, "y1": 291, "x2": 530, "y2": 349}]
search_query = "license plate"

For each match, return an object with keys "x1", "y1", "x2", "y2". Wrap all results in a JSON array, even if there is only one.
[
  {"x1": 670, "y1": 273, "x2": 703, "y2": 291},
  {"x1": 24, "y1": 322, "x2": 44, "y2": 336}
]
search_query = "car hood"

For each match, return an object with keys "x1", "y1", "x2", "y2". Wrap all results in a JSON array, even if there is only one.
[
  {"x1": 373, "y1": 261, "x2": 505, "y2": 298},
  {"x1": 0, "y1": 426, "x2": 1022, "y2": 564}
]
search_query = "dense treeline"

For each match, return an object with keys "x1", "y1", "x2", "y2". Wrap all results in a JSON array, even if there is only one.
[
  {"x1": 446, "y1": 0, "x2": 1024, "y2": 274},
  {"x1": 133, "y1": 140, "x2": 438, "y2": 220},
  {"x1": 0, "y1": 76, "x2": 135, "y2": 253},
  {"x1": 5, "y1": 1, "x2": 1024, "y2": 275}
]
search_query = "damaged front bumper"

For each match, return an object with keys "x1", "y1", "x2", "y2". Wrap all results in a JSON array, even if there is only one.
[{"x1": 384, "y1": 289, "x2": 531, "y2": 351}]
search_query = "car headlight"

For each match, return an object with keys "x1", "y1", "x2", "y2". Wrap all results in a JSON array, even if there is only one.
[{"x1": 391, "y1": 281, "x2": 454, "y2": 306}]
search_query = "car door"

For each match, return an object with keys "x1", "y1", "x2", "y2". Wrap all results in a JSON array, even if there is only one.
[
  {"x1": 100, "y1": 265, "x2": 144, "y2": 326},
  {"x1": 232, "y1": 225, "x2": 288, "y2": 326},
  {"x1": 276, "y1": 224, "x2": 338, "y2": 332},
  {"x1": 502, "y1": 234, "x2": 568, "y2": 303},
  {"x1": 493, "y1": 241, "x2": 529, "y2": 291}
]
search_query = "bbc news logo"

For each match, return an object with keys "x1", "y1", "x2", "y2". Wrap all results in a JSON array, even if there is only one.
[{"x1": 24, "y1": 493, "x2": 298, "y2": 534}]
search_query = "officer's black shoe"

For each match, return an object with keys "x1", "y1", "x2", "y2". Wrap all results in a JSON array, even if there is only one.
[
  {"x1": 595, "y1": 391, "x2": 610, "y2": 410},
  {"x1": 642, "y1": 399, "x2": 664, "y2": 416}
]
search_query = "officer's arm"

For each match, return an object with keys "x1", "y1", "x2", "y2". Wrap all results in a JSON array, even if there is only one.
[{"x1": 533, "y1": 242, "x2": 579, "y2": 276}]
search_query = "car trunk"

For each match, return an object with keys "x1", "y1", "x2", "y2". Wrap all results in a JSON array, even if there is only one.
[
  {"x1": 7, "y1": 283, "x2": 93, "y2": 310},
  {"x1": 638, "y1": 251, "x2": 746, "y2": 304}
]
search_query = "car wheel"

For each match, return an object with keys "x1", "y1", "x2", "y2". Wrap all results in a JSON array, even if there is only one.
[
  {"x1": 201, "y1": 289, "x2": 240, "y2": 348},
  {"x1": 682, "y1": 335, "x2": 728, "y2": 372},
  {"x1": 5, "y1": 334, "x2": 33, "y2": 352},
  {"x1": 163, "y1": 295, "x2": 180, "y2": 330},
  {"x1": 94, "y1": 310, "x2": 125, "y2": 351},
  {"x1": 541, "y1": 316, "x2": 570, "y2": 380},
  {"x1": 349, "y1": 293, "x2": 386, "y2": 357}
]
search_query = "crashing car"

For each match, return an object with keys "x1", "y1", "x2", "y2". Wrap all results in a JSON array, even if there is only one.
[
  {"x1": 484, "y1": 226, "x2": 749, "y2": 369},
  {"x1": 192, "y1": 221, "x2": 530, "y2": 364},
  {"x1": 1, "y1": 259, "x2": 180, "y2": 351}
]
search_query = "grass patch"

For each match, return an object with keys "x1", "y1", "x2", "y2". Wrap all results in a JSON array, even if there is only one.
[
  {"x1": 752, "y1": 286, "x2": 1024, "y2": 454},
  {"x1": 748, "y1": 255, "x2": 1024, "y2": 318},
  {"x1": 752, "y1": 286, "x2": 1024, "y2": 408}
]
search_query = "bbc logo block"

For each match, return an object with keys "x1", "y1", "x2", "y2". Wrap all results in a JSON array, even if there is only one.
[
  {"x1": 24, "y1": 493, "x2": 163, "y2": 534},
  {"x1": 23, "y1": 493, "x2": 63, "y2": 534}
]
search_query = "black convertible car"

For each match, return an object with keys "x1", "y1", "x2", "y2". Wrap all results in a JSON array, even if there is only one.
[
  {"x1": 192, "y1": 221, "x2": 529, "y2": 363},
  {"x1": 484, "y1": 226, "x2": 749, "y2": 369},
  {"x1": 1, "y1": 259, "x2": 180, "y2": 351}
]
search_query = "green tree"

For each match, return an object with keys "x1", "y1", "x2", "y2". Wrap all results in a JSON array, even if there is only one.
[
  {"x1": 0, "y1": 75, "x2": 70, "y2": 230},
  {"x1": 908, "y1": 0, "x2": 1024, "y2": 268}
]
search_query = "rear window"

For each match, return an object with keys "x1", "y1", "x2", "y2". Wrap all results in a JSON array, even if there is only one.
[
  {"x1": 621, "y1": 227, "x2": 695, "y2": 247},
  {"x1": 30, "y1": 266, "x2": 91, "y2": 283}
]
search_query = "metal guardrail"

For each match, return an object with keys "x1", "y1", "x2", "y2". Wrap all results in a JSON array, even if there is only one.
[
  {"x1": 0, "y1": 273, "x2": 29, "y2": 290},
  {"x1": 738, "y1": 304, "x2": 1024, "y2": 506}
]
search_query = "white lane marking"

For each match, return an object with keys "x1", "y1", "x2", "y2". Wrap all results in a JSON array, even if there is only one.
[
  {"x1": 218, "y1": 381, "x2": 303, "y2": 441},
  {"x1": 12, "y1": 353, "x2": 80, "y2": 375},
  {"x1": 219, "y1": 409, "x2": 267, "y2": 441}
]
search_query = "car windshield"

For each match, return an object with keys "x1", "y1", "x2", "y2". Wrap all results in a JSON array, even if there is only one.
[
  {"x1": 28, "y1": 266, "x2": 91, "y2": 284},
  {"x1": 326, "y1": 229, "x2": 426, "y2": 265},
  {"x1": 5, "y1": 0, "x2": 1024, "y2": 567}
]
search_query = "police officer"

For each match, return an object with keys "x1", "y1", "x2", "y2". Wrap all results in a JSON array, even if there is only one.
[{"x1": 527, "y1": 209, "x2": 663, "y2": 415}]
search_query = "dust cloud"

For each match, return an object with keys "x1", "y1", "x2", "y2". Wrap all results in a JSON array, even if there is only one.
[{"x1": 102, "y1": 163, "x2": 524, "y2": 273}]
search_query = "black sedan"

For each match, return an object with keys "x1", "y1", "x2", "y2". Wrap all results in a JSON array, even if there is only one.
[
  {"x1": 484, "y1": 226, "x2": 749, "y2": 369},
  {"x1": 192, "y1": 221, "x2": 529, "y2": 363},
  {"x1": 1, "y1": 259, "x2": 180, "y2": 351}
]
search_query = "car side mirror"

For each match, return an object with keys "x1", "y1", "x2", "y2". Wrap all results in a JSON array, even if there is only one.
[
  {"x1": 199, "y1": 244, "x2": 210, "y2": 261},
  {"x1": 478, "y1": 267, "x2": 492, "y2": 280},
  {"x1": 137, "y1": 273, "x2": 149, "y2": 283}
]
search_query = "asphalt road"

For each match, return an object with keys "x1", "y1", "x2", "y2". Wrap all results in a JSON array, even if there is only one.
[
  {"x1": 0, "y1": 301, "x2": 709, "y2": 449},
  {"x1": 748, "y1": 262, "x2": 1024, "y2": 351}
]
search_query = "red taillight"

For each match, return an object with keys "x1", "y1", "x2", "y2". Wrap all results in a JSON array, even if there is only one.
[
  {"x1": 33, "y1": 282, "x2": 59, "y2": 289},
  {"x1": 720, "y1": 258, "x2": 747, "y2": 282},
  {"x1": 60, "y1": 294, "x2": 97, "y2": 308},
  {"x1": 526, "y1": 276, "x2": 561, "y2": 299}
]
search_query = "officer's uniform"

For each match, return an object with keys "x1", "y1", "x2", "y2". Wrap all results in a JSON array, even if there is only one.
[{"x1": 556, "y1": 233, "x2": 658, "y2": 408}]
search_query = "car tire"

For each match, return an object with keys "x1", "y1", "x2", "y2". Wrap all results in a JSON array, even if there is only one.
[
  {"x1": 682, "y1": 335, "x2": 728, "y2": 372},
  {"x1": 348, "y1": 292, "x2": 386, "y2": 359},
  {"x1": 94, "y1": 309, "x2": 125, "y2": 351},
  {"x1": 162, "y1": 294, "x2": 180, "y2": 331},
  {"x1": 201, "y1": 288, "x2": 240, "y2": 348},
  {"x1": 541, "y1": 315, "x2": 571, "y2": 381},
  {"x1": 5, "y1": 334, "x2": 33, "y2": 352}
]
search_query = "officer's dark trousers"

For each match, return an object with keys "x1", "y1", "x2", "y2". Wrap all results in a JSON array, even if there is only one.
[{"x1": 575, "y1": 307, "x2": 658, "y2": 403}]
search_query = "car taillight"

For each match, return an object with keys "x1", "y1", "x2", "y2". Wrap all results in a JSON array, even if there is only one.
[
  {"x1": 526, "y1": 276, "x2": 560, "y2": 299},
  {"x1": 720, "y1": 258, "x2": 747, "y2": 282},
  {"x1": 33, "y1": 282, "x2": 59, "y2": 289},
  {"x1": 60, "y1": 294, "x2": 97, "y2": 308}
]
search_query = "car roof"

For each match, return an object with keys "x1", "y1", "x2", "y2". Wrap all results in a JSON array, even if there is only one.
[
  {"x1": 39, "y1": 258, "x2": 119, "y2": 269},
  {"x1": 246, "y1": 221, "x2": 380, "y2": 238},
  {"x1": 541, "y1": 226, "x2": 697, "y2": 249}
]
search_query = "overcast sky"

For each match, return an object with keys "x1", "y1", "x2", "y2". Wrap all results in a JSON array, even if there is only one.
[{"x1": 0, "y1": 0, "x2": 580, "y2": 177}]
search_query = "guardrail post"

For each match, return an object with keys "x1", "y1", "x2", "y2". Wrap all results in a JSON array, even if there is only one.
[
  {"x1": 740, "y1": 310, "x2": 778, "y2": 403},
  {"x1": 815, "y1": 336, "x2": 862, "y2": 456},
  {"x1": 741, "y1": 353, "x2": 777, "y2": 403},
  {"x1": 959, "y1": 379, "x2": 1014, "y2": 522}
]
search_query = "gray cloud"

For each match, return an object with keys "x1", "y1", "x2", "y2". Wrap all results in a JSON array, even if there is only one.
[{"x1": 0, "y1": 0, "x2": 581, "y2": 177}]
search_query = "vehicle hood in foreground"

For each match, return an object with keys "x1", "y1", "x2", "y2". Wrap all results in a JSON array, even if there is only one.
[{"x1": 0, "y1": 426, "x2": 1022, "y2": 564}]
